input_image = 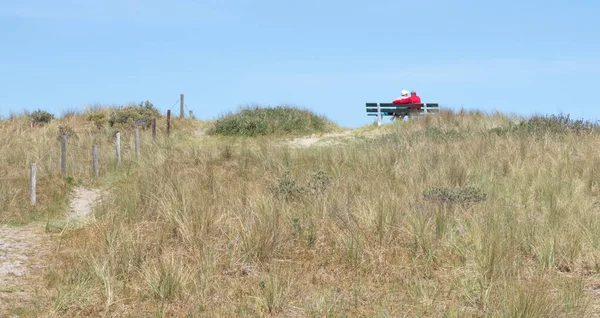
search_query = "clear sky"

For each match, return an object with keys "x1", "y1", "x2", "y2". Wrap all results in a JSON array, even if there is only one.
[{"x1": 1, "y1": 0, "x2": 598, "y2": 128}]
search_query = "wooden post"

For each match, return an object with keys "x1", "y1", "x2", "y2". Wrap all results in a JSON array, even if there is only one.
[
  {"x1": 116, "y1": 132, "x2": 121, "y2": 164},
  {"x1": 135, "y1": 127, "x2": 140, "y2": 158},
  {"x1": 167, "y1": 110, "x2": 171, "y2": 136},
  {"x1": 93, "y1": 145, "x2": 99, "y2": 177},
  {"x1": 30, "y1": 163, "x2": 36, "y2": 206},
  {"x1": 60, "y1": 135, "x2": 67, "y2": 176},
  {"x1": 377, "y1": 103, "x2": 382, "y2": 126},
  {"x1": 180, "y1": 94, "x2": 184, "y2": 119},
  {"x1": 189, "y1": 110, "x2": 193, "y2": 119},
  {"x1": 152, "y1": 118, "x2": 156, "y2": 140}
]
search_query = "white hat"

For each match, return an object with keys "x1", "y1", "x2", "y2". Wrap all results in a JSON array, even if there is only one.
[{"x1": 401, "y1": 90, "x2": 409, "y2": 96}]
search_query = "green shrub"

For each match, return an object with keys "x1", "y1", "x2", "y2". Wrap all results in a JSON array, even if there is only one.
[
  {"x1": 308, "y1": 170, "x2": 331, "y2": 195},
  {"x1": 57, "y1": 125, "x2": 77, "y2": 140},
  {"x1": 270, "y1": 170, "x2": 332, "y2": 200},
  {"x1": 270, "y1": 170, "x2": 306, "y2": 200},
  {"x1": 422, "y1": 127, "x2": 464, "y2": 141},
  {"x1": 108, "y1": 101, "x2": 160, "y2": 129},
  {"x1": 423, "y1": 186, "x2": 487, "y2": 204},
  {"x1": 85, "y1": 111, "x2": 108, "y2": 130},
  {"x1": 210, "y1": 106, "x2": 335, "y2": 136},
  {"x1": 491, "y1": 113, "x2": 598, "y2": 136},
  {"x1": 524, "y1": 113, "x2": 597, "y2": 134},
  {"x1": 29, "y1": 109, "x2": 54, "y2": 126}
]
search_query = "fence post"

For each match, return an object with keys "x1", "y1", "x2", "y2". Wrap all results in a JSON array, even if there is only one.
[
  {"x1": 180, "y1": 94, "x2": 184, "y2": 119},
  {"x1": 167, "y1": 110, "x2": 171, "y2": 136},
  {"x1": 61, "y1": 135, "x2": 67, "y2": 176},
  {"x1": 135, "y1": 127, "x2": 140, "y2": 158},
  {"x1": 152, "y1": 118, "x2": 156, "y2": 140},
  {"x1": 30, "y1": 163, "x2": 36, "y2": 207},
  {"x1": 189, "y1": 110, "x2": 193, "y2": 119},
  {"x1": 116, "y1": 132, "x2": 121, "y2": 164},
  {"x1": 93, "y1": 145, "x2": 99, "y2": 177},
  {"x1": 377, "y1": 103, "x2": 382, "y2": 126}
]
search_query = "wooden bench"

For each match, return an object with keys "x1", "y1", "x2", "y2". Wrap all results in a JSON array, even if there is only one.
[{"x1": 366, "y1": 103, "x2": 439, "y2": 126}]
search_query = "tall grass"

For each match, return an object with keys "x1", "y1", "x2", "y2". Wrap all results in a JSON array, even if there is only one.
[{"x1": 3, "y1": 109, "x2": 600, "y2": 316}]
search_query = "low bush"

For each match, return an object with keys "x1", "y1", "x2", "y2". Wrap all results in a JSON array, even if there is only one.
[
  {"x1": 30, "y1": 109, "x2": 54, "y2": 126},
  {"x1": 210, "y1": 106, "x2": 335, "y2": 136},
  {"x1": 57, "y1": 125, "x2": 77, "y2": 140},
  {"x1": 423, "y1": 186, "x2": 487, "y2": 204},
  {"x1": 491, "y1": 113, "x2": 598, "y2": 136},
  {"x1": 422, "y1": 127, "x2": 464, "y2": 141},
  {"x1": 108, "y1": 101, "x2": 160, "y2": 129},
  {"x1": 85, "y1": 111, "x2": 108, "y2": 130},
  {"x1": 269, "y1": 170, "x2": 332, "y2": 200},
  {"x1": 270, "y1": 170, "x2": 306, "y2": 200}
]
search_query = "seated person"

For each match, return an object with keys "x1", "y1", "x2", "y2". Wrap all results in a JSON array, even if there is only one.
[
  {"x1": 388, "y1": 90, "x2": 409, "y2": 118},
  {"x1": 393, "y1": 90, "x2": 421, "y2": 104},
  {"x1": 391, "y1": 90, "x2": 422, "y2": 120}
]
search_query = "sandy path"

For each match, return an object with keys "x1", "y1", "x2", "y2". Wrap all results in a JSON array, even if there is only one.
[
  {"x1": 67, "y1": 187, "x2": 102, "y2": 227},
  {"x1": 287, "y1": 132, "x2": 353, "y2": 147},
  {"x1": 286, "y1": 129, "x2": 388, "y2": 148},
  {"x1": 0, "y1": 187, "x2": 103, "y2": 316},
  {"x1": 0, "y1": 224, "x2": 53, "y2": 315}
]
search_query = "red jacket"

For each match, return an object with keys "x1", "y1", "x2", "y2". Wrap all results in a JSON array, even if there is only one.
[{"x1": 393, "y1": 95, "x2": 421, "y2": 104}]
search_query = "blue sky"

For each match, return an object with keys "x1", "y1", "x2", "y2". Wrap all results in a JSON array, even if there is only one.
[{"x1": 0, "y1": 0, "x2": 598, "y2": 128}]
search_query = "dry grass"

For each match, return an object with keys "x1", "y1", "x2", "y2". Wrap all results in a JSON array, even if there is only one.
[{"x1": 3, "y1": 109, "x2": 600, "y2": 316}]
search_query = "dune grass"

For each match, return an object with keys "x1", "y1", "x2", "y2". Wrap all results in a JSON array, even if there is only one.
[{"x1": 3, "y1": 109, "x2": 600, "y2": 316}]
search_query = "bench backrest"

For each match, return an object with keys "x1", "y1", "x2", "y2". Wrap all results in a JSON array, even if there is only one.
[
  {"x1": 365, "y1": 103, "x2": 439, "y2": 108},
  {"x1": 366, "y1": 103, "x2": 439, "y2": 125}
]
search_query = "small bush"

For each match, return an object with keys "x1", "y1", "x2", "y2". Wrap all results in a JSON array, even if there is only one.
[
  {"x1": 525, "y1": 113, "x2": 597, "y2": 134},
  {"x1": 308, "y1": 170, "x2": 331, "y2": 194},
  {"x1": 86, "y1": 111, "x2": 108, "y2": 130},
  {"x1": 491, "y1": 113, "x2": 598, "y2": 136},
  {"x1": 57, "y1": 125, "x2": 77, "y2": 140},
  {"x1": 270, "y1": 170, "x2": 332, "y2": 200},
  {"x1": 108, "y1": 101, "x2": 160, "y2": 129},
  {"x1": 422, "y1": 127, "x2": 464, "y2": 141},
  {"x1": 423, "y1": 186, "x2": 487, "y2": 204},
  {"x1": 30, "y1": 109, "x2": 54, "y2": 126},
  {"x1": 270, "y1": 170, "x2": 306, "y2": 200},
  {"x1": 210, "y1": 106, "x2": 335, "y2": 136}
]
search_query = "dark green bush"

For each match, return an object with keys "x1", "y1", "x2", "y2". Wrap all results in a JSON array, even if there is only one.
[
  {"x1": 108, "y1": 101, "x2": 160, "y2": 129},
  {"x1": 210, "y1": 106, "x2": 335, "y2": 136},
  {"x1": 30, "y1": 109, "x2": 55, "y2": 126},
  {"x1": 270, "y1": 170, "x2": 306, "y2": 200},
  {"x1": 423, "y1": 186, "x2": 487, "y2": 204}
]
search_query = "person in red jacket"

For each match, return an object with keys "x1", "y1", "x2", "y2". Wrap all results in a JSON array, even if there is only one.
[
  {"x1": 393, "y1": 90, "x2": 421, "y2": 104},
  {"x1": 391, "y1": 90, "x2": 422, "y2": 120}
]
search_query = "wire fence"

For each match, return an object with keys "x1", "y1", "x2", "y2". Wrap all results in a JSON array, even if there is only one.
[
  {"x1": 169, "y1": 98, "x2": 180, "y2": 111},
  {"x1": 0, "y1": 148, "x2": 55, "y2": 181},
  {"x1": 1, "y1": 95, "x2": 195, "y2": 208}
]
